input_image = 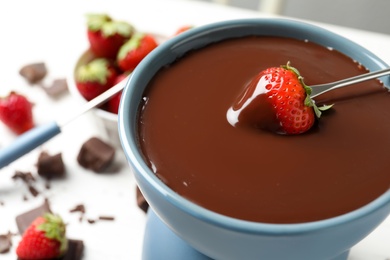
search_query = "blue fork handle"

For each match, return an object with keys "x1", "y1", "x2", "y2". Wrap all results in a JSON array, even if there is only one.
[{"x1": 0, "y1": 121, "x2": 61, "y2": 169}]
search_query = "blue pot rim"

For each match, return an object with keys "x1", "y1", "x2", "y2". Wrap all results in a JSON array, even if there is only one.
[{"x1": 118, "y1": 18, "x2": 390, "y2": 235}]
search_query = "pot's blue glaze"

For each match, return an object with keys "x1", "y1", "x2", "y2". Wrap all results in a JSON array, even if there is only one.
[{"x1": 118, "y1": 19, "x2": 390, "y2": 260}]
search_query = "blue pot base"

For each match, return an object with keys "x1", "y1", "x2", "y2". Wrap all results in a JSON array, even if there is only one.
[
  {"x1": 142, "y1": 209, "x2": 349, "y2": 260},
  {"x1": 142, "y1": 209, "x2": 211, "y2": 260}
]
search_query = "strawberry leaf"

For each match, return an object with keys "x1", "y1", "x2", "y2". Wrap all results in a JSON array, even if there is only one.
[
  {"x1": 37, "y1": 213, "x2": 68, "y2": 255},
  {"x1": 86, "y1": 14, "x2": 112, "y2": 31},
  {"x1": 117, "y1": 33, "x2": 144, "y2": 60},
  {"x1": 76, "y1": 59, "x2": 111, "y2": 85}
]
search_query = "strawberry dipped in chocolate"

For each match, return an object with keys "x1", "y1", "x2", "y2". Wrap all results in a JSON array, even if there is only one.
[{"x1": 227, "y1": 62, "x2": 331, "y2": 135}]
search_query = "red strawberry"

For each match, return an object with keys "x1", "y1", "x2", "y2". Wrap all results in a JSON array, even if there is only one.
[
  {"x1": 117, "y1": 33, "x2": 158, "y2": 71},
  {"x1": 229, "y1": 62, "x2": 331, "y2": 134},
  {"x1": 173, "y1": 25, "x2": 193, "y2": 36},
  {"x1": 0, "y1": 92, "x2": 34, "y2": 134},
  {"x1": 87, "y1": 14, "x2": 134, "y2": 59},
  {"x1": 16, "y1": 213, "x2": 67, "y2": 259},
  {"x1": 75, "y1": 58, "x2": 118, "y2": 101},
  {"x1": 107, "y1": 73, "x2": 129, "y2": 114}
]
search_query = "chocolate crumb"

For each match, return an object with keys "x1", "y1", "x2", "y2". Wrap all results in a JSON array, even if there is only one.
[
  {"x1": 0, "y1": 232, "x2": 12, "y2": 254},
  {"x1": 87, "y1": 219, "x2": 96, "y2": 224},
  {"x1": 98, "y1": 216, "x2": 115, "y2": 221},
  {"x1": 19, "y1": 62, "x2": 47, "y2": 84},
  {"x1": 77, "y1": 137, "x2": 116, "y2": 172},
  {"x1": 0, "y1": 200, "x2": 4, "y2": 206},
  {"x1": 23, "y1": 195, "x2": 28, "y2": 201},
  {"x1": 43, "y1": 78, "x2": 68, "y2": 98},
  {"x1": 37, "y1": 151, "x2": 65, "y2": 179},
  {"x1": 45, "y1": 181, "x2": 51, "y2": 190},
  {"x1": 136, "y1": 186, "x2": 149, "y2": 213}
]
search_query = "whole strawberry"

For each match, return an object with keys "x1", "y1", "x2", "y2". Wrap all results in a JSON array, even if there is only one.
[
  {"x1": 107, "y1": 72, "x2": 129, "y2": 114},
  {"x1": 87, "y1": 14, "x2": 134, "y2": 59},
  {"x1": 117, "y1": 33, "x2": 158, "y2": 72},
  {"x1": 229, "y1": 62, "x2": 331, "y2": 134},
  {"x1": 75, "y1": 58, "x2": 118, "y2": 101},
  {"x1": 173, "y1": 25, "x2": 193, "y2": 36},
  {"x1": 16, "y1": 213, "x2": 67, "y2": 259},
  {"x1": 0, "y1": 92, "x2": 34, "y2": 134}
]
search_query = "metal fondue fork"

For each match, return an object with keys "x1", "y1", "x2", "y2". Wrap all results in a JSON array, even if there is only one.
[{"x1": 310, "y1": 67, "x2": 390, "y2": 98}]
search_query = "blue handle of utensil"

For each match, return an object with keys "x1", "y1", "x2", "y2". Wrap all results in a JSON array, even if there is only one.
[{"x1": 0, "y1": 121, "x2": 61, "y2": 169}]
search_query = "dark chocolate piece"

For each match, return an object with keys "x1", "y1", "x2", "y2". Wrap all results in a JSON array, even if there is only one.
[
  {"x1": 77, "y1": 137, "x2": 115, "y2": 172},
  {"x1": 15, "y1": 199, "x2": 52, "y2": 234},
  {"x1": 87, "y1": 219, "x2": 96, "y2": 224},
  {"x1": 44, "y1": 78, "x2": 68, "y2": 98},
  {"x1": 0, "y1": 232, "x2": 12, "y2": 254},
  {"x1": 37, "y1": 151, "x2": 65, "y2": 179},
  {"x1": 136, "y1": 186, "x2": 149, "y2": 213},
  {"x1": 60, "y1": 239, "x2": 84, "y2": 260},
  {"x1": 19, "y1": 62, "x2": 47, "y2": 84}
]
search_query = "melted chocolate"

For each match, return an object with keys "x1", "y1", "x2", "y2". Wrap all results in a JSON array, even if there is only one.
[{"x1": 138, "y1": 36, "x2": 390, "y2": 223}]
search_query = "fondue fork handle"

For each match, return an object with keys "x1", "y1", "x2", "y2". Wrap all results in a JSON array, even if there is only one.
[
  {"x1": 310, "y1": 68, "x2": 390, "y2": 98},
  {"x1": 0, "y1": 76, "x2": 127, "y2": 169}
]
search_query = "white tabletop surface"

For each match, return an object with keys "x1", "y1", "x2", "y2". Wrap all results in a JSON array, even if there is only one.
[{"x1": 0, "y1": 0, "x2": 390, "y2": 259}]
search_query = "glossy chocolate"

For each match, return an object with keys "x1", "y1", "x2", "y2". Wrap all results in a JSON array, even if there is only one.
[{"x1": 138, "y1": 36, "x2": 390, "y2": 223}]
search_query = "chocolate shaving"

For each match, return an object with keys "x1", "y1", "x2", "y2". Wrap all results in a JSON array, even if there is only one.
[
  {"x1": 12, "y1": 171, "x2": 35, "y2": 184},
  {"x1": 0, "y1": 200, "x2": 4, "y2": 206},
  {"x1": 28, "y1": 185, "x2": 40, "y2": 197},
  {"x1": 87, "y1": 219, "x2": 96, "y2": 224},
  {"x1": 98, "y1": 216, "x2": 115, "y2": 221},
  {"x1": 69, "y1": 204, "x2": 85, "y2": 214}
]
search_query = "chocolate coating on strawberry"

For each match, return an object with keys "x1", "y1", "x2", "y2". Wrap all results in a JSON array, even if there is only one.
[{"x1": 227, "y1": 62, "x2": 331, "y2": 135}]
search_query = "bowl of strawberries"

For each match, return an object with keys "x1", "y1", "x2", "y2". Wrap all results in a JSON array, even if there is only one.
[{"x1": 69, "y1": 14, "x2": 168, "y2": 146}]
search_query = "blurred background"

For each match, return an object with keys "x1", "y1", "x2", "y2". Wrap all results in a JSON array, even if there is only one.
[{"x1": 194, "y1": 0, "x2": 390, "y2": 34}]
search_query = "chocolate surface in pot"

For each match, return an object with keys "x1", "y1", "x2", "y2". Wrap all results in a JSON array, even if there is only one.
[{"x1": 137, "y1": 36, "x2": 390, "y2": 223}]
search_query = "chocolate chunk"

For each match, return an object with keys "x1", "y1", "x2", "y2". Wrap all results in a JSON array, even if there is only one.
[
  {"x1": 77, "y1": 137, "x2": 115, "y2": 172},
  {"x1": 60, "y1": 239, "x2": 84, "y2": 260},
  {"x1": 136, "y1": 186, "x2": 149, "y2": 213},
  {"x1": 19, "y1": 62, "x2": 47, "y2": 84},
  {"x1": 15, "y1": 199, "x2": 52, "y2": 234},
  {"x1": 44, "y1": 78, "x2": 68, "y2": 98},
  {"x1": 0, "y1": 232, "x2": 12, "y2": 254},
  {"x1": 37, "y1": 151, "x2": 65, "y2": 179}
]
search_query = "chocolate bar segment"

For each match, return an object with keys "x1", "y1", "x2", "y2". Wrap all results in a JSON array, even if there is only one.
[
  {"x1": 19, "y1": 62, "x2": 47, "y2": 84},
  {"x1": 37, "y1": 151, "x2": 65, "y2": 179},
  {"x1": 61, "y1": 239, "x2": 84, "y2": 260},
  {"x1": 77, "y1": 137, "x2": 115, "y2": 172},
  {"x1": 15, "y1": 199, "x2": 52, "y2": 234}
]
